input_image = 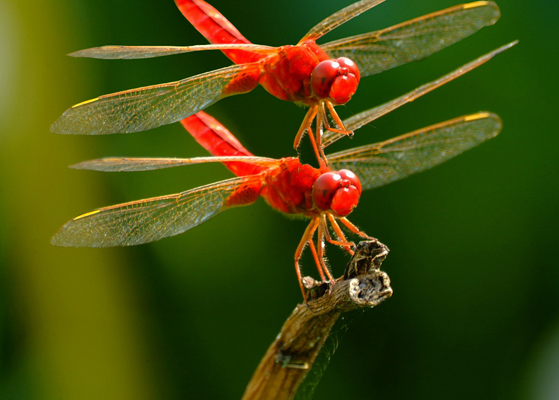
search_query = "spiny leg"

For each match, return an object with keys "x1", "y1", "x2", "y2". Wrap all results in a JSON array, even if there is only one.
[
  {"x1": 294, "y1": 104, "x2": 318, "y2": 150},
  {"x1": 326, "y1": 214, "x2": 355, "y2": 255},
  {"x1": 305, "y1": 125, "x2": 326, "y2": 168},
  {"x1": 313, "y1": 104, "x2": 328, "y2": 165},
  {"x1": 294, "y1": 104, "x2": 328, "y2": 166},
  {"x1": 315, "y1": 104, "x2": 329, "y2": 164},
  {"x1": 317, "y1": 216, "x2": 335, "y2": 283},
  {"x1": 308, "y1": 239, "x2": 327, "y2": 282},
  {"x1": 294, "y1": 218, "x2": 320, "y2": 301},
  {"x1": 323, "y1": 215, "x2": 354, "y2": 251},
  {"x1": 325, "y1": 101, "x2": 353, "y2": 137},
  {"x1": 339, "y1": 217, "x2": 374, "y2": 239}
]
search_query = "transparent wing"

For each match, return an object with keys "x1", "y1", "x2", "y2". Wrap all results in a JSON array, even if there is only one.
[
  {"x1": 69, "y1": 44, "x2": 275, "y2": 59},
  {"x1": 51, "y1": 175, "x2": 263, "y2": 247},
  {"x1": 50, "y1": 63, "x2": 262, "y2": 135},
  {"x1": 327, "y1": 113, "x2": 502, "y2": 190},
  {"x1": 300, "y1": 0, "x2": 386, "y2": 42},
  {"x1": 321, "y1": 1, "x2": 500, "y2": 77},
  {"x1": 322, "y1": 41, "x2": 516, "y2": 147},
  {"x1": 71, "y1": 156, "x2": 277, "y2": 172}
]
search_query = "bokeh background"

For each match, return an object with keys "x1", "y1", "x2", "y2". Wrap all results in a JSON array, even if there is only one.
[{"x1": 1, "y1": 0, "x2": 557, "y2": 399}]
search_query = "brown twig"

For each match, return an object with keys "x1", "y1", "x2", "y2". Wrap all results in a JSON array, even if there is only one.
[{"x1": 242, "y1": 239, "x2": 392, "y2": 400}]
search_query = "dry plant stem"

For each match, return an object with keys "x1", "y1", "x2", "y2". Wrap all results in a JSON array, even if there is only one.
[{"x1": 242, "y1": 240, "x2": 392, "y2": 400}]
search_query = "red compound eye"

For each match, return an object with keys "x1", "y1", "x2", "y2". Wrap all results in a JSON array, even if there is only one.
[
  {"x1": 337, "y1": 57, "x2": 360, "y2": 78},
  {"x1": 338, "y1": 169, "x2": 361, "y2": 194},
  {"x1": 310, "y1": 57, "x2": 360, "y2": 104},
  {"x1": 330, "y1": 186, "x2": 360, "y2": 217},
  {"x1": 312, "y1": 169, "x2": 362, "y2": 216},
  {"x1": 310, "y1": 60, "x2": 339, "y2": 99},
  {"x1": 312, "y1": 172, "x2": 341, "y2": 211}
]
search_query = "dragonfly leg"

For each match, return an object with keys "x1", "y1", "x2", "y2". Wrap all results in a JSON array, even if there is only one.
[
  {"x1": 339, "y1": 217, "x2": 374, "y2": 239},
  {"x1": 317, "y1": 217, "x2": 335, "y2": 283},
  {"x1": 308, "y1": 239, "x2": 327, "y2": 282},
  {"x1": 306, "y1": 125, "x2": 326, "y2": 168},
  {"x1": 314, "y1": 104, "x2": 329, "y2": 165},
  {"x1": 326, "y1": 214, "x2": 355, "y2": 255},
  {"x1": 294, "y1": 105, "x2": 318, "y2": 150},
  {"x1": 295, "y1": 218, "x2": 320, "y2": 301},
  {"x1": 325, "y1": 101, "x2": 353, "y2": 137},
  {"x1": 294, "y1": 104, "x2": 328, "y2": 166}
]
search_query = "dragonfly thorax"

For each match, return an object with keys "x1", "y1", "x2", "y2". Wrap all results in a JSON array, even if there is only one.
[
  {"x1": 310, "y1": 57, "x2": 360, "y2": 104},
  {"x1": 312, "y1": 169, "x2": 362, "y2": 217}
]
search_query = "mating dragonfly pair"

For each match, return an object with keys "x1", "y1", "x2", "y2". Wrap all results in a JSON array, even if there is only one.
[{"x1": 51, "y1": 0, "x2": 516, "y2": 298}]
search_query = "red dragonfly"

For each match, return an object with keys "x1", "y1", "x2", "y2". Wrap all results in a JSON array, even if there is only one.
[
  {"x1": 50, "y1": 44, "x2": 512, "y2": 298},
  {"x1": 50, "y1": 0, "x2": 501, "y2": 163}
]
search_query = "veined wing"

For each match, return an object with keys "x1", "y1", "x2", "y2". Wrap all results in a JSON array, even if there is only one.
[
  {"x1": 322, "y1": 41, "x2": 516, "y2": 147},
  {"x1": 71, "y1": 156, "x2": 277, "y2": 172},
  {"x1": 50, "y1": 63, "x2": 261, "y2": 135},
  {"x1": 51, "y1": 175, "x2": 263, "y2": 247},
  {"x1": 327, "y1": 113, "x2": 501, "y2": 190},
  {"x1": 69, "y1": 44, "x2": 275, "y2": 59},
  {"x1": 300, "y1": 0, "x2": 386, "y2": 43},
  {"x1": 321, "y1": 1, "x2": 500, "y2": 77}
]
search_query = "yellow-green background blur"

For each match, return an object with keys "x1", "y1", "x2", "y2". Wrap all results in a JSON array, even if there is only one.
[{"x1": 1, "y1": 0, "x2": 557, "y2": 399}]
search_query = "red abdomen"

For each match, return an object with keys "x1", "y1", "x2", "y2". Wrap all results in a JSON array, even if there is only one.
[
  {"x1": 175, "y1": 0, "x2": 265, "y2": 64},
  {"x1": 181, "y1": 112, "x2": 264, "y2": 177}
]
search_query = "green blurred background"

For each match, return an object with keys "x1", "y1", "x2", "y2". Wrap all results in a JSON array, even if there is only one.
[{"x1": 1, "y1": 0, "x2": 557, "y2": 399}]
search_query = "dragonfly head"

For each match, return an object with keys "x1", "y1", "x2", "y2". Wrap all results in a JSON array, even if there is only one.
[
  {"x1": 312, "y1": 169, "x2": 362, "y2": 217},
  {"x1": 310, "y1": 57, "x2": 360, "y2": 105}
]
